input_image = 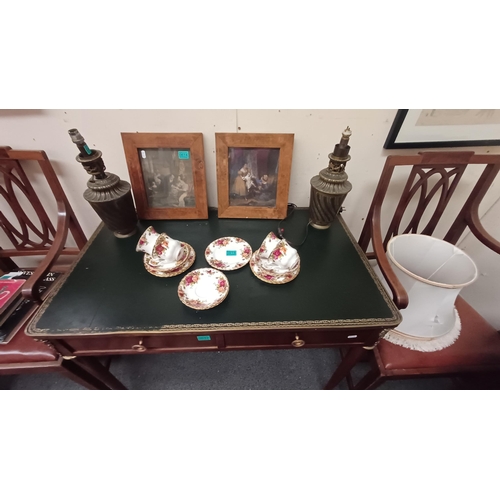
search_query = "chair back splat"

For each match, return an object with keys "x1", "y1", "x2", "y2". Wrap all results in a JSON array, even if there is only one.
[
  {"x1": 359, "y1": 152, "x2": 500, "y2": 310},
  {"x1": 0, "y1": 146, "x2": 87, "y2": 301}
]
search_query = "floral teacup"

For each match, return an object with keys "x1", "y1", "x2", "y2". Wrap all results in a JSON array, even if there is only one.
[
  {"x1": 257, "y1": 231, "x2": 280, "y2": 260},
  {"x1": 151, "y1": 234, "x2": 183, "y2": 265},
  {"x1": 136, "y1": 226, "x2": 160, "y2": 255},
  {"x1": 261, "y1": 239, "x2": 299, "y2": 273}
]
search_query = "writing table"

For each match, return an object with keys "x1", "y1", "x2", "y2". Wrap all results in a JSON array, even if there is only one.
[{"x1": 27, "y1": 210, "x2": 401, "y2": 389}]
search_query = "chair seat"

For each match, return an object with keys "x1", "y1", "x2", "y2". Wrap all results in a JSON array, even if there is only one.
[
  {"x1": 377, "y1": 297, "x2": 500, "y2": 373},
  {"x1": 0, "y1": 324, "x2": 58, "y2": 364}
]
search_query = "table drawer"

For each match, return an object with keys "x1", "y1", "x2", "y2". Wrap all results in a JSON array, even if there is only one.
[
  {"x1": 65, "y1": 333, "x2": 219, "y2": 355},
  {"x1": 223, "y1": 329, "x2": 378, "y2": 348},
  {"x1": 61, "y1": 328, "x2": 380, "y2": 355}
]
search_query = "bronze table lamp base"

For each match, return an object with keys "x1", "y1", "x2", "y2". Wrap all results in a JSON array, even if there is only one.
[
  {"x1": 69, "y1": 129, "x2": 138, "y2": 238},
  {"x1": 309, "y1": 127, "x2": 353, "y2": 229}
]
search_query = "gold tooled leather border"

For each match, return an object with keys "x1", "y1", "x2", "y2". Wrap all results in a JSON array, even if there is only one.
[
  {"x1": 337, "y1": 215, "x2": 402, "y2": 324},
  {"x1": 26, "y1": 222, "x2": 105, "y2": 337}
]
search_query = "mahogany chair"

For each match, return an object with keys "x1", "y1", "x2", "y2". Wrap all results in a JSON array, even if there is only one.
[
  {"x1": 0, "y1": 146, "x2": 125, "y2": 389},
  {"x1": 349, "y1": 151, "x2": 500, "y2": 390}
]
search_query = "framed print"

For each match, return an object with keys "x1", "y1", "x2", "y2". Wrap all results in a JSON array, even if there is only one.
[
  {"x1": 384, "y1": 109, "x2": 500, "y2": 149},
  {"x1": 215, "y1": 133, "x2": 294, "y2": 219},
  {"x1": 121, "y1": 133, "x2": 208, "y2": 219}
]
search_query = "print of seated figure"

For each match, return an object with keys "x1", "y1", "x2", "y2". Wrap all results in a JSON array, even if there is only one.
[
  {"x1": 230, "y1": 162, "x2": 275, "y2": 205},
  {"x1": 148, "y1": 173, "x2": 169, "y2": 207},
  {"x1": 166, "y1": 174, "x2": 189, "y2": 207},
  {"x1": 175, "y1": 175, "x2": 189, "y2": 207},
  {"x1": 255, "y1": 174, "x2": 273, "y2": 202}
]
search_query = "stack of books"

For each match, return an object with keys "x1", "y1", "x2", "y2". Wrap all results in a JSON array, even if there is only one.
[{"x1": 0, "y1": 270, "x2": 61, "y2": 344}]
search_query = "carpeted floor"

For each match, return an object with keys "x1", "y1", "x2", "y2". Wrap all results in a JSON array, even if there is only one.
[{"x1": 0, "y1": 348, "x2": 456, "y2": 390}]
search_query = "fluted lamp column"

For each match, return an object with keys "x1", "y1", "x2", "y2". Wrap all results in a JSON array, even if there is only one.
[{"x1": 309, "y1": 127, "x2": 353, "y2": 229}]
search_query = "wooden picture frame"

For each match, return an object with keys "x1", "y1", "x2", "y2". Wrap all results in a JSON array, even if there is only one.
[
  {"x1": 121, "y1": 133, "x2": 208, "y2": 219},
  {"x1": 385, "y1": 109, "x2": 500, "y2": 149},
  {"x1": 215, "y1": 133, "x2": 294, "y2": 219}
]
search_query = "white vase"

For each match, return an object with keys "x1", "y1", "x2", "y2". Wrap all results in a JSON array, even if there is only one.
[{"x1": 386, "y1": 234, "x2": 478, "y2": 339}]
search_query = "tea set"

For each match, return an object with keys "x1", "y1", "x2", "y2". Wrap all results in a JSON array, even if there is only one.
[
  {"x1": 136, "y1": 226, "x2": 300, "y2": 310},
  {"x1": 250, "y1": 231, "x2": 300, "y2": 284},
  {"x1": 136, "y1": 226, "x2": 195, "y2": 278}
]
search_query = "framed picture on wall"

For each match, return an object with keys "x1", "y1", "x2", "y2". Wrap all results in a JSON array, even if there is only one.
[
  {"x1": 121, "y1": 133, "x2": 208, "y2": 219},
  {"x1": 384, "y1": 109, "x2": 500, "y2": 149},
  {"x1": 215, "y1": 133, "x2": 294, "y2": 219}
]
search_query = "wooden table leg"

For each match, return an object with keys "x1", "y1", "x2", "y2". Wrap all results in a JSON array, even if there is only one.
[
  {"x1": 51, "y1": 340, "x2": 126, "y2": 390},
  {"x1": 60, "y1": 359, "x2": 107, "y2": 390},
  {"x1": 324, "y1": 345, "x2": 366, "y2": 390},
  {"x1": 67, "y1": 356, "x2": 127, "y2": 390}
]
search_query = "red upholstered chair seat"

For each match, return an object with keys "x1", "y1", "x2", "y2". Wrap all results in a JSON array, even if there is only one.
[
  {"x1": 377, "y1": 297, "x2": 500, "y2": 374},
  {"x1": 0, "y1": 325, "x2": 58, "y2": 364}
]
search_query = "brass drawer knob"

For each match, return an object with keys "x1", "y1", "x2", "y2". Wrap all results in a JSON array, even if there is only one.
[
  {"x1": 292, "y1": 335, "x2": 305, "y2": 347},
  {"x1": 132, "y1": 339, "x2": 147, "y2": 352}
]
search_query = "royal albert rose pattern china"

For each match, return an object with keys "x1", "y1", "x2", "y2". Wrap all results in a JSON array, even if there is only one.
[
  {"x1": 151, "y1": 233, "x2": 183, "y2": 264},
  {"x1": 261, "y1": 239, "x2": 299, "y2": 273},
  {"x1": 136, "y1": 226, "x2": 160, "y2": 255},
  {"x1": 250, "y1": 250, "x2": 300, "y2": 284},
  {"x1": 250, "y1": 232, "x2": 300, "y2": 284},
  {"x1": 136, "y1": 226, "x2": 195, "y2": 278},
  {"x1": 257, "y1": 231, "x2": 280, "y2": 259},
  {"x1": 178, "y1": 268, "x2": 229, "y2": 310},
  {"x1": 205, "y1": 237, "x2": 252, "y2": 271},
  {"x1": 144, "y1": 243, "x2": 196, "y2": 278}
]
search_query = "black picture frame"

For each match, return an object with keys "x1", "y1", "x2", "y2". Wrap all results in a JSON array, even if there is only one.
[{"x1": 384, "y1": 109, "x2": 500, "y2": 149}]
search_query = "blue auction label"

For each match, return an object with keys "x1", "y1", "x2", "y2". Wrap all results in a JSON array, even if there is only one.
[
  {"x1": 226, "y1": 250, "x2": 237, "y2": 256},
  {"x1": 178, "y1": 150, "x2": 190, "y2": 160},
  {"x1": 197, "y1": 335, "x2": 211, "y2": 341}
]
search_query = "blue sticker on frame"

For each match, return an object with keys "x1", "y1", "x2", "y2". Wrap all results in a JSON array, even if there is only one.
[
  {"x1": 197, "y1": 335, "x2": 211, "y2": 341},
  {"x1": 178, "y1": 151, "x2": 190, "y2": 160}
]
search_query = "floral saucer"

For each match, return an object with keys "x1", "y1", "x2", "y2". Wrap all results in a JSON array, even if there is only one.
[
  {"x1": 250, "y1": 250, "x2": 300, "y2": 285},
  {"x1": 205, "y1": 237, "x2": 252, "y2": 271},
  {"x1": 144, "y1": 243, "x2": 196, "y2": 278},
  {"x1": 178, "y1": 268, "x2": 229, "y2": 310}
]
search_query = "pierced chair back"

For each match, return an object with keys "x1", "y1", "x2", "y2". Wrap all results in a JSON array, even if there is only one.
[
  {"x1": 0, "y1": 146, "x2": 87, "y2": 302},
  {"x1": 0, "y1": 148, "x2": 126, "y2": 390},
  {"x1": 358, "y1": 151, "x2": 500, "y2": 309},
  {"x1": 339, "y1": 151, "x2": 500, "y2": 390}
]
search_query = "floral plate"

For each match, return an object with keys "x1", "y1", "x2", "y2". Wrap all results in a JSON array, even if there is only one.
[
  {"x1": 144, "y1": 243, "x2": 195, "y2": 278},
  {"x1": 205, "y1": 237, "x2": 252, "y2": 271},
  {"x1": 178, "y1": 268, "x2": 229, "y2": 310},
  {"x1": 249, "y1": 251, "x2": 300, "y2": 285}
]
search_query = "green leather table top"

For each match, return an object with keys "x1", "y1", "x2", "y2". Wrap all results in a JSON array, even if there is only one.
[{"x1": 28, "y1": 210, "x2": 400, "y2": 335}]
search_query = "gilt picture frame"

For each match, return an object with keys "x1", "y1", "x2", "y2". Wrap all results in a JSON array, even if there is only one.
[
  {"x1": 121, "y1": 133, "x2": 208, "y2": 219},
  {"x1": 384, "y1": 109, "x2": 500, "y2": 149},
  {"x1": 215, "y1": 133, "x2": 294, "y2": 219}
]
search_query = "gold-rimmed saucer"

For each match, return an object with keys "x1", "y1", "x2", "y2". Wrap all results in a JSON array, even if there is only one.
[
  {"x1": 144, "y1": 243, "x2": 196, "y2": 278},
  {"x1": 249, "y1": 251, "x2": 300, "y2": 284},
  {"x1": 205, "y1": 236, "x2": 252, "y2": 271},
  {"x1": 178, "y1": 268, "x2": 229, "y2": 310}
]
